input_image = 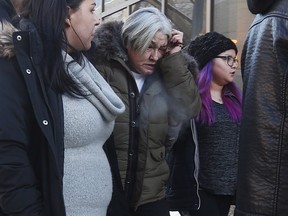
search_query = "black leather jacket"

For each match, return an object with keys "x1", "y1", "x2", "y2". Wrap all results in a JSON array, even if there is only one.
[{"x1": 235, "y1": 0, "x2": 288, "y2": 215}]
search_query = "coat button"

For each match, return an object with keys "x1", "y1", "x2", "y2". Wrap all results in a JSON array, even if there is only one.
[
  {"x1": 129, "y1": 92, "x2": 135, "y2": 98},
  {"x1": 136, "y1": 105, "x2": 140, "y2": 114},
  {"x1": 26, "y1": 69, "x2": 31, "y2": 74},
  {"x1": 42, "y1": 120, "x2": 49, "y2": 125},
  {"x1": 16, "y1": 35, "x2": 22, "y2": 41},
  {"x1": 131, "y1": 121, "x2": 136, "y2": 127}
]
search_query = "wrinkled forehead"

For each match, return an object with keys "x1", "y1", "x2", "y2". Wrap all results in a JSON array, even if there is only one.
[{"x1": 151, "y1": 32, "x2": 169, "y2": 46}]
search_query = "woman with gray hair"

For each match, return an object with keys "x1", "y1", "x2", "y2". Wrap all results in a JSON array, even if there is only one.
[{"x1": 90, "y1": 6, "x2": 201, "y2": 216}]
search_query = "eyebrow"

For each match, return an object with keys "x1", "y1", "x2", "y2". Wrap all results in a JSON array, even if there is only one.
[{"x1": 222, "y1": 55, "x2": 237, "y2": 58}]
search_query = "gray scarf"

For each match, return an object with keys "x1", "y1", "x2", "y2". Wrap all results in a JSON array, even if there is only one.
[{"x1": 62, "y1": 52, "x2": 125, "y2": 121}]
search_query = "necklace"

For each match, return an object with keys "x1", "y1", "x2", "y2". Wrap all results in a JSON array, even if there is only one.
[
  {"x1": 211, "y1": 92, "x2": 223, "y2": 104},
  {"x1": 214, "y1": 97, "x2": 223, "y2": 103},
  {"x1": 212, "y1": 97, "x2": 223, "y2": 103}
]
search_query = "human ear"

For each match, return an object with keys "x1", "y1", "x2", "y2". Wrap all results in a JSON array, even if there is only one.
[{"x1": 65, "y1": 6, "x2": 72, "y2": 27}]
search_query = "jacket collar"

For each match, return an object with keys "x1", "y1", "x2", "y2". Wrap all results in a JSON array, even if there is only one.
[
  {"x1": 93, "y1": 21, "x2": 128, "y2": 62},
  {"x1": 18, "y1": 18, "x2": 44, "y2": 65},
  {"x1": 0, "y1": 19, "x2": 44, "y2": 65}
]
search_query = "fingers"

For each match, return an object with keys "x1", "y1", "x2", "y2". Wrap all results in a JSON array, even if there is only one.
[
  {"x1": 170, "y1": 29, "x2": 183, "y2": 45},
  {"x1": 166, "y1": 29, "x2": 183, "y2": 55}
]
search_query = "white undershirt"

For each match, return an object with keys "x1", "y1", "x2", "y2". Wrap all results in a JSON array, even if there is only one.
[{"x1": 131, "y1": 71, "x2": 146, "y2": 92}]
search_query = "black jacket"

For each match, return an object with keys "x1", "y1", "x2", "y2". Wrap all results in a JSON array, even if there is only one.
[
  {"x1": 0, "y1": 20, "x2": 65, "y2": 215},
  {"x1": 166, "y1": 119, "x2": 200, "y2": 211},
  {"x1": 235, "y1": 0, "x2": 288, "y2": 215},
  {"x1": 0, "y1": 19, "x2": 128, "y2": 216}
]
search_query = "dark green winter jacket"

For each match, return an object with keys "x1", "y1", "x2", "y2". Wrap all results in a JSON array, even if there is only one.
[{"x1": 91, "y1": 21, "x2": 201, "y2": 210}]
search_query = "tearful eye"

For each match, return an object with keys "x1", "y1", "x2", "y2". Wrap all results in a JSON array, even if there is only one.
[
  {"x1": 145, "y1": 46, "x2": 167, "y2": 56},
  {"x1": 146, "y1": 47, "x2": 153, "y2": 52},
  {"x1": 158, "y1": 48, "x2": 167, "y2": 55},
  {"x1": 91, "y1": 4, "x2": 96, "y2": 13}
]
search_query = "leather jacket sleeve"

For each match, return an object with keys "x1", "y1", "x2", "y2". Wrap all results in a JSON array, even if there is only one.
[{"x1": 236, "y1": 4, "x2": 288, "y2": 215}]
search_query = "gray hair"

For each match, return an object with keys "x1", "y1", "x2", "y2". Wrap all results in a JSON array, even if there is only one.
[{"x1": 121, "y1": 7, "x2": 172, "y2": 54}]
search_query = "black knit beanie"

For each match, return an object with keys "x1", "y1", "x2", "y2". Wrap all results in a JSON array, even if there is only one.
[{"x1": 187, "y1": 32, "x2": 238, "y2": 70}]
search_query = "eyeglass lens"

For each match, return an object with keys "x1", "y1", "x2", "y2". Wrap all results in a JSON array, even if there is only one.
[{"x1": 227, "y1": 56, "x2": 238, "y2": 67}]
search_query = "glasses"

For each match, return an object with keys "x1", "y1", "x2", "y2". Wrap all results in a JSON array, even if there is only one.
[{"x1": 215, "y1": 56, "x2": 238, "y2": 68}]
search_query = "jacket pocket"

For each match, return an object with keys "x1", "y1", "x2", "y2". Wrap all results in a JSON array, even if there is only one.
[{"x1": 150, "y1": 146, "x2": 165, "y2": 162}]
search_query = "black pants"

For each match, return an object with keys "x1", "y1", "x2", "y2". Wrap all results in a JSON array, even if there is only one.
[
  {"x1": 189, "y1": 189, "x2": 234, "y2": 216},
  {"x1": 131, "y1": 199, "x2": 170, "y2": 216}
]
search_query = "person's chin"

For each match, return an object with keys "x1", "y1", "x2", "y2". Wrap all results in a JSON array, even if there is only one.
[
  {"x1": 142, "y1": 70, "x2": 154, "y2": 75},
  {"x1": 141, "y1": 67, "x2": 155, "y2": 75}
]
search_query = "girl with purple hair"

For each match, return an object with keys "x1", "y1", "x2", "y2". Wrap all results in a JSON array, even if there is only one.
[
  {"x1": 189, "y1": 32, "x2": 242, "y2": 216},
  {"x1": 166, "y1": 31, "x2": 242, "y2": 216}
]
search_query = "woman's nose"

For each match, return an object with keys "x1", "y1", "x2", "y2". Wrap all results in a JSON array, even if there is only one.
[
  {"x1": 94, "y1": 15, "x2": 100, "y2": 26},
  {"x1": 150, "y1": 49, "x2": 161, "y2": 61}
]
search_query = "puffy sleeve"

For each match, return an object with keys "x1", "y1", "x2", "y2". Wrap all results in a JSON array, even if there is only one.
[{"x1": 159, "y1": 52, "x2": 201, "y2": 123}]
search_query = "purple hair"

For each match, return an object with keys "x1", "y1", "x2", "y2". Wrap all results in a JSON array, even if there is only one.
[{"x1": 196, "y1": 61, "x2": 242, "y2": 125}]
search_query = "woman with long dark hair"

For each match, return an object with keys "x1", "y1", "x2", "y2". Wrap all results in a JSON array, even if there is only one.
[{"x1": 0, "y1": 0, "x2": 125, "y2": 215}]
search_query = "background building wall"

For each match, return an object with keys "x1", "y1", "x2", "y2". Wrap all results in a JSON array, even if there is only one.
[{"x1": 213, "y1": 0, "x2": 255, "y2": 88}]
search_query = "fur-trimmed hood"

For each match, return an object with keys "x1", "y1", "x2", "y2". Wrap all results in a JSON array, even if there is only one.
[
  {"x1": 93, "y1": 21, "x2": 128, "y2": 62},
  {"x1": 0, "y1": 21, "x2": 18, "y2": 58},
  {"x1": 182, "y1": 51, "x2": 199, "y2": 80}
]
